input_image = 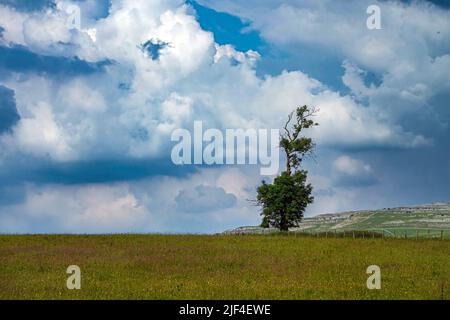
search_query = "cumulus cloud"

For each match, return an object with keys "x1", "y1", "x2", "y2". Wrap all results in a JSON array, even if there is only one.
[
  {"x1": 0, "y1": 0, "x2": 423, "y2": 168},
  {"x1": 0, "y1": 167, "x2": 259, "y2": 233},
  {"x1": 332, "y1": 155, "x2": 378, "y2": 187},
  {"x1": 138, "y1": 167, "x2": 258, "y2": 228},
  {"x1": 175, "y1": 184, "x2": 237, "y2": 213},
  {"x1": 0, "y1": 183, "x2": 150, "y2": 233},
  {"x1": 197, "y1": 0, "x2": 450, "y2": 142},
  {"x1": 3, "y1": 101, "x2": 76, "y2": 161},
  {"x1": 198, "y1": 0, "x2": 450, "y2": 71}
]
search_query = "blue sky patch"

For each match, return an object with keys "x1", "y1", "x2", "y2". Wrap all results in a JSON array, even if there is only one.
[
  {"x1": 188, "y1": 0, "x2": 264, "y2": 53},
  {"x1": 0, "y1": 0, "x2": 55, "y2": 12},
  {"x1": 139, "y1": 39, "x2": 170, "y2": 60}
]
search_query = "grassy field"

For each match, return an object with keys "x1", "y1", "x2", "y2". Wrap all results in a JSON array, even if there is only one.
[{"x1": 0, "y1": 234, "x2": 449, "y2": 300}]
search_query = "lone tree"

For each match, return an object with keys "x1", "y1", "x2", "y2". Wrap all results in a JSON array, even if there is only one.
[{"x1": 257, "y1": 105, "x2": 318, "y2": 231}]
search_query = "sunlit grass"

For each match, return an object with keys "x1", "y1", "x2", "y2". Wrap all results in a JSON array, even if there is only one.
[{"x1": 0, "y1": 234, "x2": 449, "y2": 300}]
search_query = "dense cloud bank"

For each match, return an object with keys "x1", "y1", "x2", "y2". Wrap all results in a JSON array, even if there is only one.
[{"x1": 0, "y1": 0, "x2": 449, "y2": 232}]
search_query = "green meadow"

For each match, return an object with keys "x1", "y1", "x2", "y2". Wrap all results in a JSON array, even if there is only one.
[{"x1": 0, "y1": 234, "x2": 449, "y2": 300}]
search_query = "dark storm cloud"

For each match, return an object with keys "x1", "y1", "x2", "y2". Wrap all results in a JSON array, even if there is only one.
[
  {"x1": 0, "y1": 157, "x2": 196, "y2": 185},
  {"x1": 0, "y1": 85, "x2": 20, "y2": 134},
  {"x1": 0, "y1": 45, "x2": 112, "y2": 76},
  {"x1": 0, "y1": 184, "x2": 26, "y2": 206}
]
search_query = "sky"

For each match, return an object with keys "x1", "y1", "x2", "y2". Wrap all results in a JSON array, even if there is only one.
[{"x1": 0, "y1": 0, "x2": 449, "y2": 233}]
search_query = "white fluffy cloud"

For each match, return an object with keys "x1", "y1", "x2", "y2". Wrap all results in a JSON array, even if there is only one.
[
  {"x1": 0, "y1": 0, "x2": 424, "y2": 165},
  {"x1": 2, "y1": 101, "x2": 76, "y2": 161},
  {"x1": 332, "y1": 155, "x2": 378, "y2": 187},
  {"x1": 197, "y1": 0, "x2": 450, "y2": 135},
  {"x1": 0, "y1": 167, "x2": 260, "y2": 233},
  {"x1": 333, "y1": 155, "x2": 372, "y2": 176},
  {"x1": 198, "y1": 0, "x2": 450, "y2": 70},
  {"x1": 0, "y1": 183, "x2": 150, "y2": 233}
]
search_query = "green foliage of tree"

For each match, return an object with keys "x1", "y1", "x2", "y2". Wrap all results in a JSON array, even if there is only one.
[{"x1": 257, "y1": 105, "x2": 318, "y2": 231}]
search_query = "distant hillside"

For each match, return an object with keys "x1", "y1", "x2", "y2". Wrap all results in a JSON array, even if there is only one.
[{"x1": 224, "y1": 203, "x2": 450, "y2": 236}]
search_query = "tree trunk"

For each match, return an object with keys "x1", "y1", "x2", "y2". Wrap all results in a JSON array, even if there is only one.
[
  {"x1": 280, "y1": 210, "x2": 289, "y2": 232},
  {"x1": 285, "y1": 150, "x2": 291, "y2": 176}
]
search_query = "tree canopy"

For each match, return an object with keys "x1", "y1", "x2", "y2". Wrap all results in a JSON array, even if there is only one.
[{"x1": 257, "y1": 105, "x2": 318, "y2": 231}]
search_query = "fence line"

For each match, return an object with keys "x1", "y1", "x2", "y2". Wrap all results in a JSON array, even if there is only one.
[
  {"x1": 293, "y1": 229, "x2": 449, "y2": 240},
  {"x1": 230, "y1": 229, "x2": 450, "y2": 240}
]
